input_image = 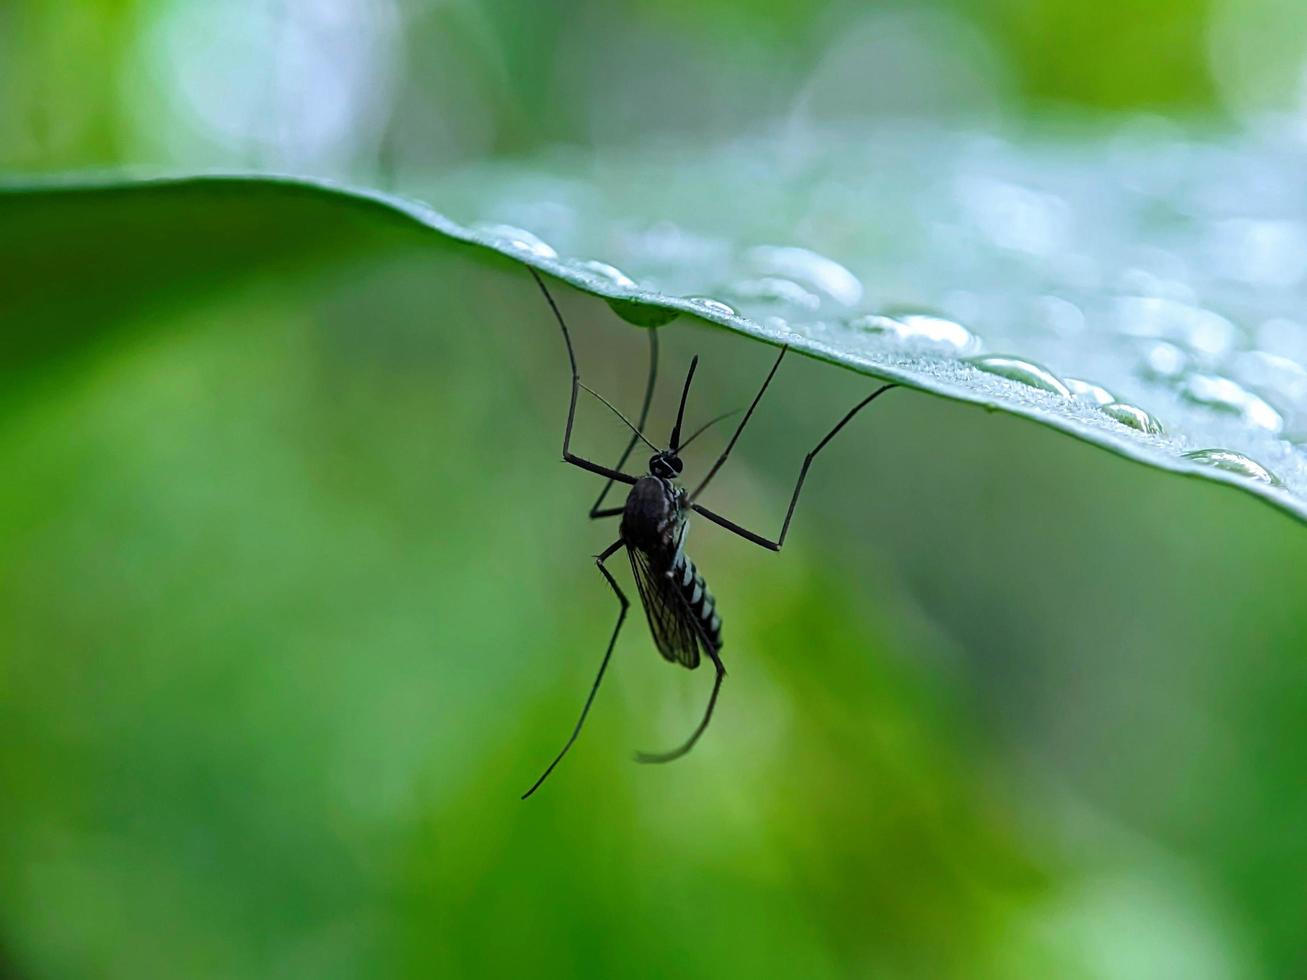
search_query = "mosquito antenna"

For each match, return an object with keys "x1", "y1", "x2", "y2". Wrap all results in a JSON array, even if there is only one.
[
  {"x1": 668, "y1": 355, "x2": 700, "y2": 451},
  {"x1": 677, "y1": 408, "x2": 742, "y2": 451},
  {"x1": 590, "y1": 329, "x2": 658, "y2": 516},
  {"x1": 578, "y1": 382, "x2": 661, "y2": 453}
]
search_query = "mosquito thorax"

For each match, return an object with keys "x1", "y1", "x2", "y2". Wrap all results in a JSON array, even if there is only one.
[{"x1": 649, "y1": 452, "x2": 683, "y2": 480}]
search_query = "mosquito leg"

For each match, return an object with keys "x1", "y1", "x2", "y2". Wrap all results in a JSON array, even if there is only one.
[
  {"x1": 521, "y1": 538, "x2": 628, "y2": 799},
  {"x1": 635, "y1": 641, "x2": 726, "y2": 765},
  {"x1": 691, "y1": 383, "x2": 898, "y2": 551},
  {"x1": 590, "y1": 328, "x2": 658, "y2": 518},
  {"x1": 529, "y1": 267, "x2": 639, "y2": 487},
  {"x1": 689, "y1": 345, "x2": 788, "y2": 501}
]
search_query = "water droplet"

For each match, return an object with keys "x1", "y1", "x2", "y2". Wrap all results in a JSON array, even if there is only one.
[
  {"x1": 726, "y1": 277, "x2": 822, "y2": 311},
  {"x1": 968, "y1": 355, "x2": 1071, "y2": 397},
  {"x1": 1229, "y1": 350, "x2": 1307, "y2": 438},
  {"x1": 955, "y1": 176, "x2": 1071, "y2": 256},
  {"x1": 1065, "y1": 377, "x2": 1115, "y2": 406},
  {"x1": 572, "y1": 258, "x2": 635, "y2": 288},
  {"x1": 473, "y1": 223, "x2": 558, "y2": 260},
  {"x1": 850, "y1": 313, "x2": 980, "y2": 355},
  {"x1": 1116, "y1": 296, "x2": 1237, "y2": 359},
  {"x1": 1230, "y1": 350, "x2": 1307, "y2": 400},
  {"x1": 560, "y1": 257, "x2": 675, "y2": 327},
  {"x1": 1182, "y1": 449, "x2": 1279, "y2": 485},
  {"x1": 1181, "y1": 374, "x2": 1284, "y2": 434},
  {"x1": 683, "y1": 296, "x2": 736, "y2": 318},
  {"x1": 1102, "y1": 401, "x2": 1165, "y2": 435},
  {"x1": 746, "y1": 245, "x2": 863, "y2": 306},
  {"x1": 608, "y1": 300, "x2": 679, "y2": 328},
  {"x1": 1139, "y1": 340, "x2": 1191, "y2": 382}
]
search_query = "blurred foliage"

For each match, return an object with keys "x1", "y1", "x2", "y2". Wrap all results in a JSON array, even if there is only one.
[
  {"x1": 0, "y1": 0, "x2": 1296, "y2": 174},
  {"x1": 4, "y1": 1, "x2": 1307, "y2": 979},
  {"x1": 986, "y1": 0, "x2": 1216, "y2": 110}
]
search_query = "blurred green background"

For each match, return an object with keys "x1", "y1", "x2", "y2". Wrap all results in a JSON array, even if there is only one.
[{"x1": 5, "y1": 2, "x2": 1307, "y2": 978}]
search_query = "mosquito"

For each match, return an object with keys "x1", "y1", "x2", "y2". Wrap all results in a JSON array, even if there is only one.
[{"x1": 521, "y1": 268, "x2": 896, "y2": 799}]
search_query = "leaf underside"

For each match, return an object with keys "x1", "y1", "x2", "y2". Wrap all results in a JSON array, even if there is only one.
[{"x1": 7, "y1": 123, "x2": 1307, "y2": 524}]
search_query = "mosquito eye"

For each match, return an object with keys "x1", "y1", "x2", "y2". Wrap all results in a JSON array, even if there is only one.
[{"x1": 671, "y1": 457, "x2": 683, "y2": 474}]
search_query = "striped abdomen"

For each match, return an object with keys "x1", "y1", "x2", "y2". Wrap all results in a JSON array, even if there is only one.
[{"x1": 672, "y1": 554, "x2": 723, "y2": 650}]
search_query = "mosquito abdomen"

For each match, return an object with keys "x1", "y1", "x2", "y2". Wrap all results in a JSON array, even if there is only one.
[{"x1": 673, "y1": 554, "x2": 723, "y2": 649}]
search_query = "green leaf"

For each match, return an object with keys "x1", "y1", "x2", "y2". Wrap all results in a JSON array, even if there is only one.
[{"x1": 5, "y1": 125, "x2": 1307, "y2": 524}]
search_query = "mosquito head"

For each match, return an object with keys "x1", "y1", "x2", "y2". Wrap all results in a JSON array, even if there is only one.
[{"x1": 649, "y1": 450, "x2": 683, "y2": 480}]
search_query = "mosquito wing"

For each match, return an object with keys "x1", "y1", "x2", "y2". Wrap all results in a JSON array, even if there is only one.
[{"x1": 627, "y1": 545, "x2": 702, "y2": 670}]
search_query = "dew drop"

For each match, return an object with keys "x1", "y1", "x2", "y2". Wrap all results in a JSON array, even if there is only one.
[
  {"x1": 572, "y1": 258, "x2": 636, "y2": 288},
  {"x1": 968, "y1": 355, "x2": 1071, "y2": 397},
  {"x1": 473, "y1": 223, "x2": 558, "y2": 260},
  {"x1": 850, "y1": 313, "x2": 980, "y2": 355},
  {"x1": 1181, "y1": 374, "x2": 1284, "y2": 434},
  {"x1": 1139, "y1": 340, "x2": 1191, "y2": 382},
  {"x1": 1116, "y1": 296, "x2": 1237, "y2": 359},
  {"x1": 955, "y1": 176, "x2": 1071, "y2": 256},
  {"x1": 1182, "y1": 449, "x2": 1279, "y2": 485},
  {"x1": 1065, "y1": 377, "x2": 1115, "y2": 406},
  {"x1": 607, "y1": 300, "x2": 679, "y2": 328},
  {"x1": 1230, "y1": 350, "x2": 1307, "y2": 403},
  {"x1": 683, "y1": 296, "x2": 737, "y2": 317},
  {"x1": 565, "y1": 258, "x2": 675, "y2": 327},
  {"x1": 746, "y1": 245, "x2": 864, "y2": 306},
  {"x1": 1102, "y1": 401, "x2": 1165, "y2": 435},
  {"x1": 726, "y1": 277, "x2": 822, "y2": 311}
]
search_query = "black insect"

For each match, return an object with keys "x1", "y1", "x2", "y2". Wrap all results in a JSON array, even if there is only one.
[{"x1": 521, "y1": 269, "x2": 895, "y2": 799}]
